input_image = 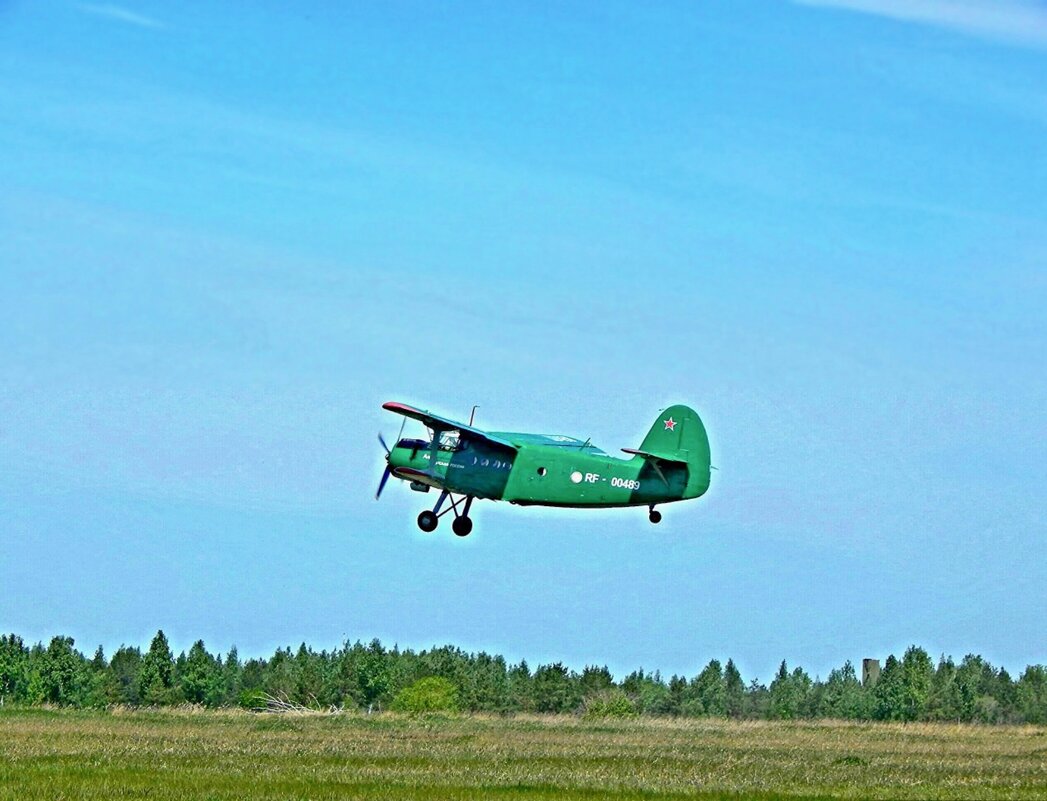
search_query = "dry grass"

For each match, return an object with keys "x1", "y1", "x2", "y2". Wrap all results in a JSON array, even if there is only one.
[{"x1": 1, "y1": 707, "x2": 1045, "y2": 799}]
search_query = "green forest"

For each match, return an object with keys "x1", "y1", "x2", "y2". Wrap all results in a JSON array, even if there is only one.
[{"x1": 1, "y1": 632, "x2": 1045, "y2": 724}]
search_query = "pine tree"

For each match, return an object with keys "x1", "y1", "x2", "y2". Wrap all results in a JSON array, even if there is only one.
[
  {"x1": 667, "y1": 674, "x2": 688, "y2": 716},
  {"x1": 724, "y1": 659, "x2": 745, "y2": 718},
  {"x1": 692, "y1": 660, "x2": 727, "y2": 717},
  {"x1": 768, "y1": 662, "x2": 790, "y2": 718},
  {"x1": 954, "y1": 654, "x2": 991, "y2": 722},
  {"x1": 579, "y1": 665, "x2": 614, "y2": 697},
  {"x1": 1016, "y1": 665, "x2": 1047, "y2": 725},
  {"x1": 621, "y1": 669, "x2": 671, "y2": 714},
  {"x1": 0, "y1": 635, "x2": 29, "y2": 705},
  {"x1": 293, "y1": 643, "x2": 324, "y2": 706},
  {"x1": 138, "y1": 630, "x2": 174, "y2": 706},
  {"x1": 745, "y1": 678, "x2": 769, "y2": 719},
  {"x1": 85, "y1": 645, "x2": 118, "y2": 708},
  {"x1": 332, "y1": 644, "x2": 364, "y2": 709},
  {"x1": 264, "y1": 648, "x2": 297, "y2": 701},
  {"x1": 791, "y1": 667, "x2": 815, "y2": 718},
  {"x1": 239, "y1": 658, "x2": 267, "y2": 707},
  {"x1": 899, "y1": 646, "x2": 934, "y2": 721},
  {"x1": 926, "y1": 656, "x2": 961, "y2": 721},
  {"x1": 533, "y1": 663, "x2": 579, "y2": 713},
  {"x1": 181, "y1": 640, "x2": 220, "y2": 706},
  {"x1": 994, "y1": 668, "x2": 1018, "y2": 723},
  {"x1": 508, "y1": 660, "x2": 534, "y2": 712},
  {"x1": 357, "y1": 639, "x2": 391, "y2": 710},
  {"x1": 819, "y1": 661, "x2": 868, "y2": 720},
  {"x1": 768, "y1": 661, "x2": 811, "y2": 719},
  {"x1": 39, "y1": 637, "x2": 87, "y2": 706},
  {"x1": 221, "y1": 646, "x2": 242, "y2": 706},
  {"x1": 108, "y1": 646, "x2": 143, "y2": 705},
  {"x1": 469, "y1": 653, "x2": 510, "y2": 712},
  {"x1": 873, "y1": 655, "x2": 906, "y2": 720},
  {"x1": 90, "y1": 645, "x2": 106, "y2": 672}
]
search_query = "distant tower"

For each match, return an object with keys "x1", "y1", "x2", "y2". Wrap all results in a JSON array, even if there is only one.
[{"x1": 862, "y1": 658, "x2": 881, "y2": 687}]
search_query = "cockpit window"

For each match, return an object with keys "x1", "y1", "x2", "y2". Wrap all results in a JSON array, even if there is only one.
[{"x1": 438, "y1": 431, "x2": 462, "y2": 452}]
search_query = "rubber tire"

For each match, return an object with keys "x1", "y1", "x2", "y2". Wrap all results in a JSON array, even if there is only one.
[
  {"x1": 417, "y1": 510, "x2": 438, "y2": 532},
  {"x1": 649, "y1": 510, "x2": 662, "y2": 525},
  {"x1": 452, "y1": 516, "x2": 473, "y2": 537}
]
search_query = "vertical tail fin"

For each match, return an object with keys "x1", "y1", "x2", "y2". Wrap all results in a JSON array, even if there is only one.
[{"x1": 638, "y1": 404, "x2": 711, "y2": 498}]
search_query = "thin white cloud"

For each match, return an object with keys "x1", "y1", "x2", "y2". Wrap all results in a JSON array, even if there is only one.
[
  {"x1": 794, "y1": 0, "x2": 1047, "y2": 47},
  {"x1": 77, "y1": 3, "x2": 163, "y2": 29}
]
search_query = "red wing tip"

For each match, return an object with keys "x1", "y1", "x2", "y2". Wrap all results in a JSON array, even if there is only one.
[{"x1": 383, "y1": 401, "x2": 417, "y2": 413}]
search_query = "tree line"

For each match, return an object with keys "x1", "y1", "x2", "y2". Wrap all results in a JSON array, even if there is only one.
[{"x1": 1, "y1": 632, "x2": 1044, "y2": 724}]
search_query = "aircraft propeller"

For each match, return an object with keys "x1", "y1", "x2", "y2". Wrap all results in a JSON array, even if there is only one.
[
  {"x1": 376, "y1": 418, "x2": 407, "y2": 500},
  {"x1": 376, "y1": 433, "x2": 392, "y2": 499},
  {"x1": 376, "y1": 465, "x2": 392, "y2": 500}
]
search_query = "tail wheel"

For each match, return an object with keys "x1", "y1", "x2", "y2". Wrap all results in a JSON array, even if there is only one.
[
  {"x1": 649, "y1": 509, "x2": 662, "y2": 525},
  {"x1": 452, "y1": 516, "x2": 473, "y2": 537},
  {"x1": 417, "y1": 511, "x2": 438, "y2": 532}
]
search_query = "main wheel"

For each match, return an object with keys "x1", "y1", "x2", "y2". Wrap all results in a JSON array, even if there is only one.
[
  {"x1": 417, "y1": 510, "x2": 438, "y2": 532},
  {"x1": 649, "y1": 509, "x2": 662, "y2": 524},
  {"x1": 452, "y1": 516, "x2": 473, "y2": 537}
]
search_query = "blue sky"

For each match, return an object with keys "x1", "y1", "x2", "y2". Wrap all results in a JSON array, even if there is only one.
[{"x1": 1, "y1": 1, "x2": 1045, "y2": 682}]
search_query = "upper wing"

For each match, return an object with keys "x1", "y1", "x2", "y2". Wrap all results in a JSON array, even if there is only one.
[{"x1": 382, "y1": 402, "x2": 518, "y2": 451}]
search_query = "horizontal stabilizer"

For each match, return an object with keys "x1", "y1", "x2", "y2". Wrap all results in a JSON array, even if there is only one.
[{"x1": 621, "y1": 448, "x2": 690, "y2": 465}]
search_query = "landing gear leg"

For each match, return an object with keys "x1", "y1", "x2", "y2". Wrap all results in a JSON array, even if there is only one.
[
  {"x1": 649, "y1": 505, "x2": 662, "y2": 525},
  {"x1": 417, "y1": 490, "x2": 449, "y2": 532},
  {"x1": 452, "y1": 496, "x2": 474, "y2": 537}
]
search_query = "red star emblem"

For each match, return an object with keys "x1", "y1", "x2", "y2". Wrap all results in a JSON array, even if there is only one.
[{"x1": 663, "y1": 417, "x2": 677, "y2": 432}]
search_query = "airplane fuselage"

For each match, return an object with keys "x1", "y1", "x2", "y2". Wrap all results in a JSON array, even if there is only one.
[{"x1": 387, "y1": 432, "x2": 708, "y2": 508}]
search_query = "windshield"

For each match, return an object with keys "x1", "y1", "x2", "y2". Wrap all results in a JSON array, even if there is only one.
[{"x1": 438, "y1": 431, "x2": 462, "y2": 452}]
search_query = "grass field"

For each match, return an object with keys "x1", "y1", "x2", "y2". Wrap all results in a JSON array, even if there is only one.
[{"x1": 1, "y1": 708, "x2": 1045, "y2": 800}]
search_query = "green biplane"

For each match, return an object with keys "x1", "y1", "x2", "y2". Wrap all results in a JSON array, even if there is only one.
[{"x1": 377, "y1": 402, "x2": 712, "y2": 536}]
